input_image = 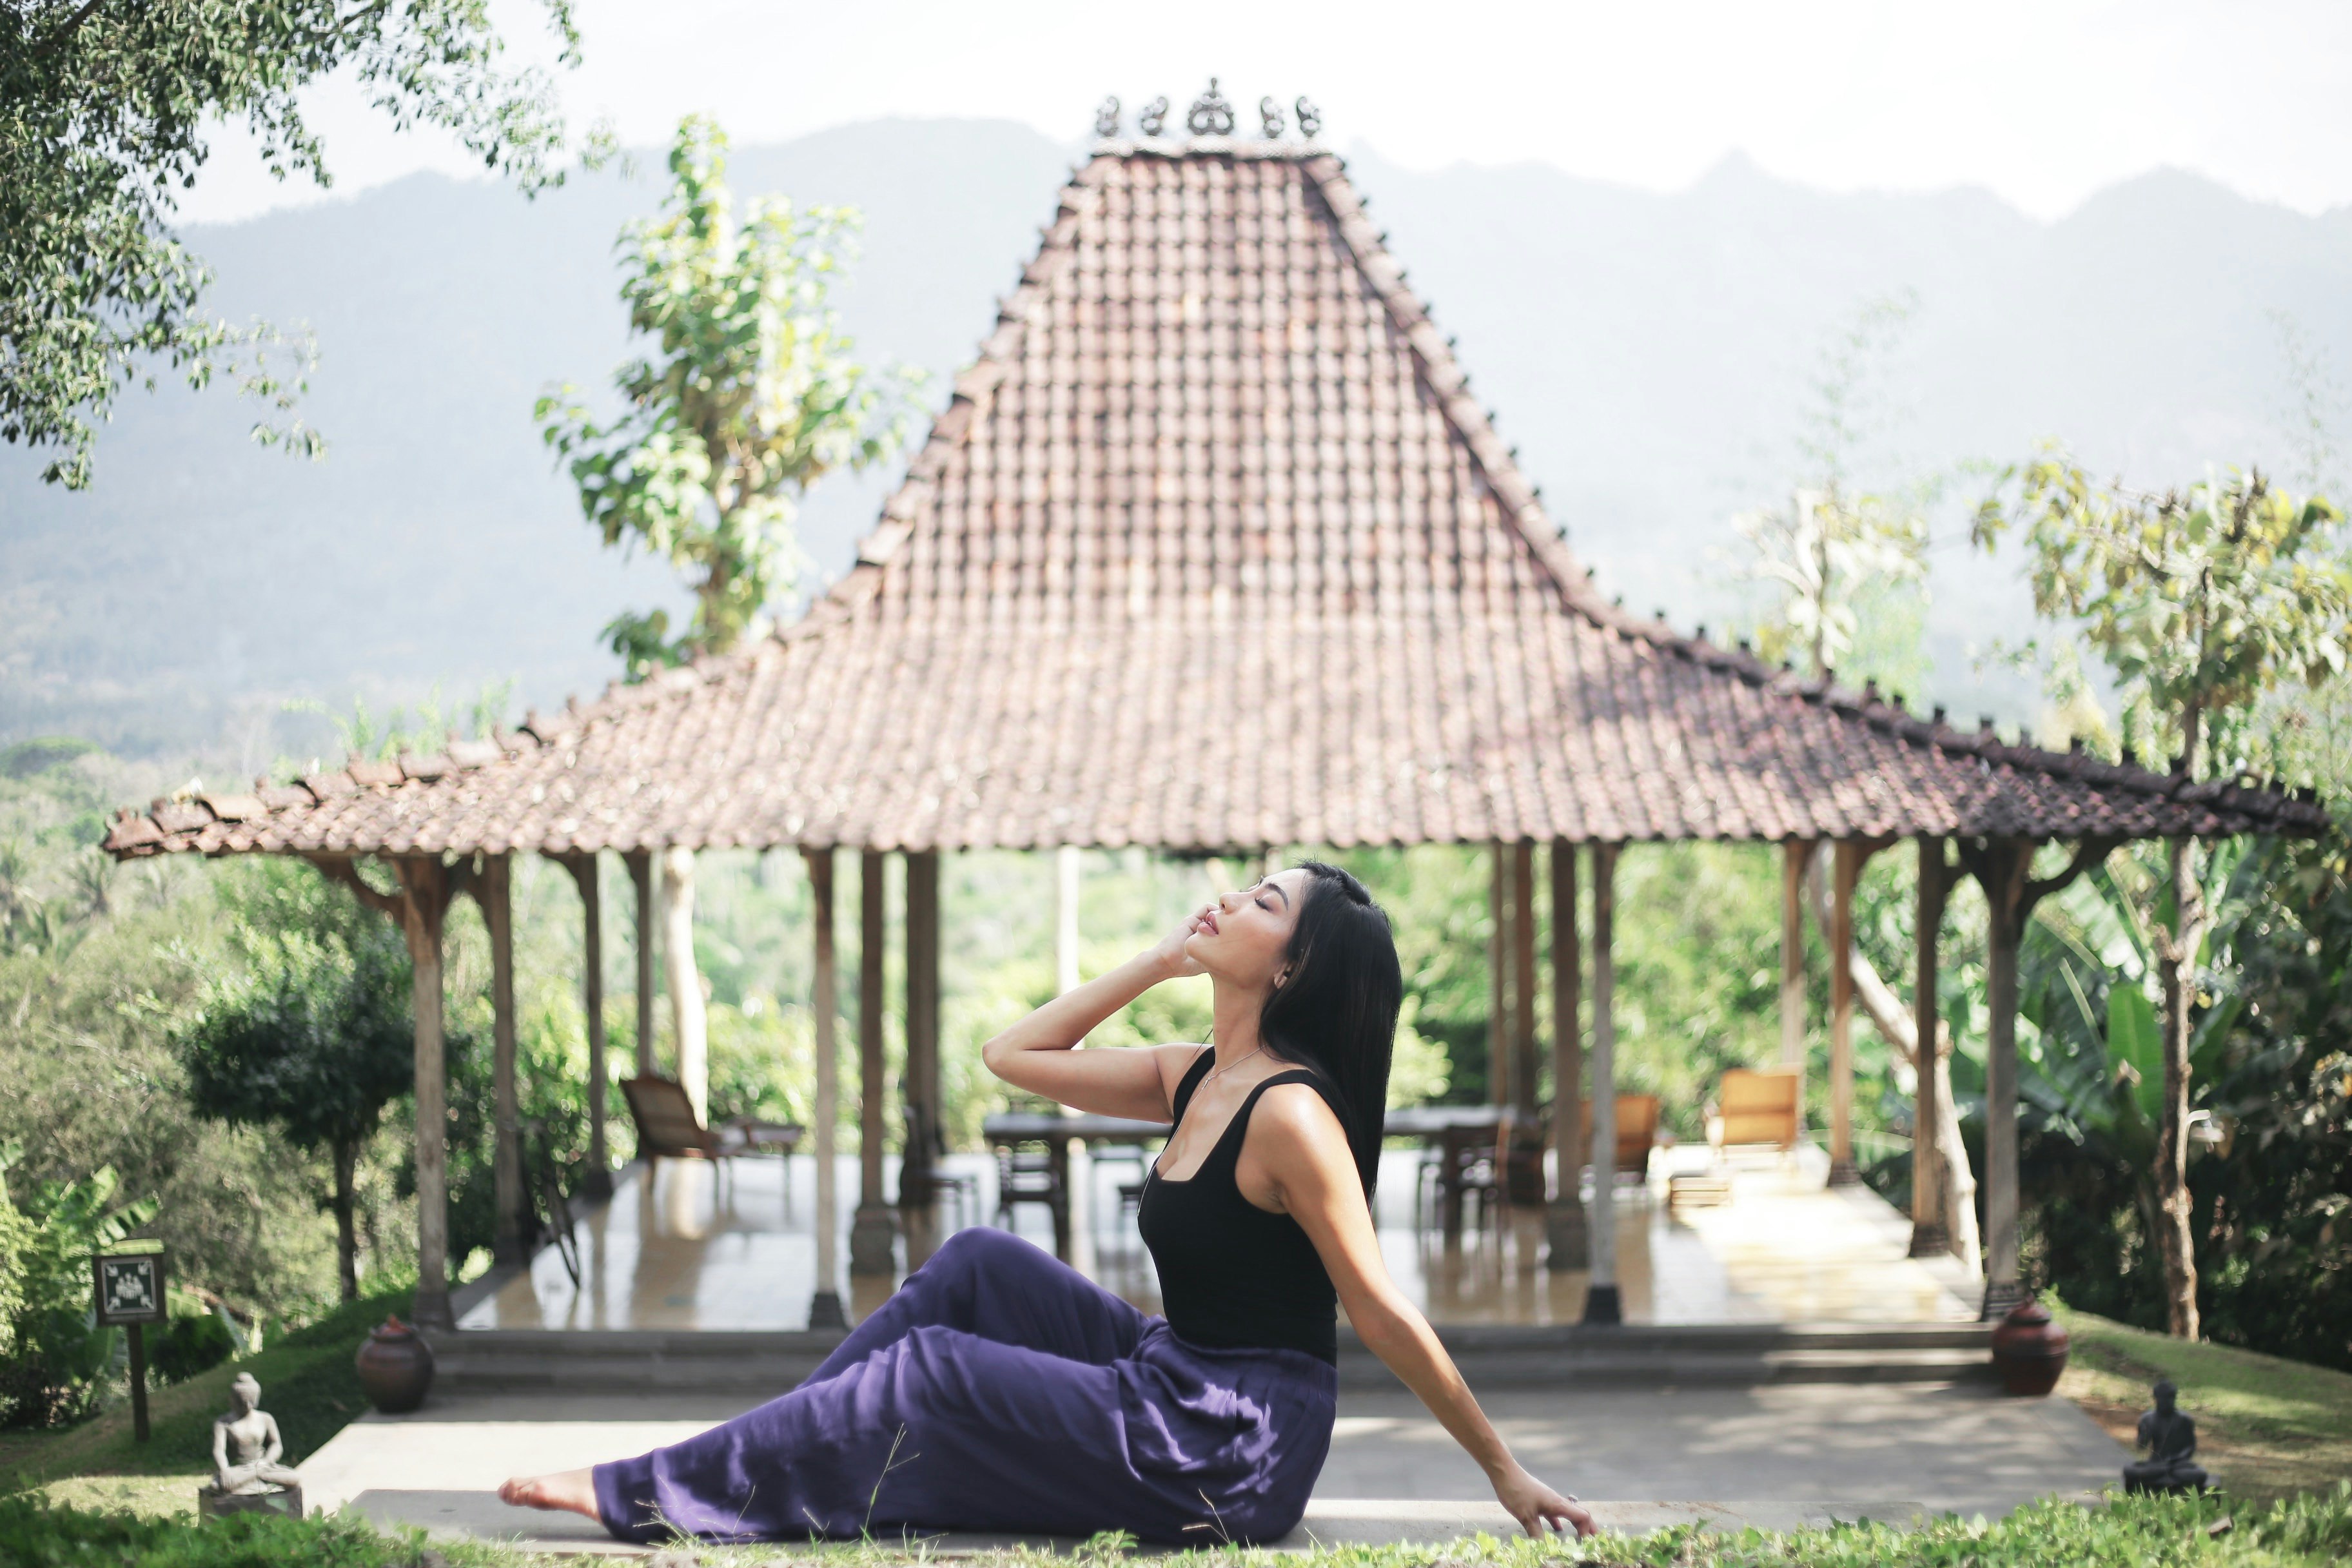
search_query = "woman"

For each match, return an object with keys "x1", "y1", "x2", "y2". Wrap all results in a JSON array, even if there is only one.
[{"x1": 502, "y1": 862, "x2": 1593, "y2": 1544}]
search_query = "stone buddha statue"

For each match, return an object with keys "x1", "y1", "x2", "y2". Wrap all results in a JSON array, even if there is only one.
[
  {"x1": 2122, "y1": 1378, "x2": 2210, "y2": 1494},
  {"x1": 206, "y1": 1373, "x2": 304, "y2": 1498}
]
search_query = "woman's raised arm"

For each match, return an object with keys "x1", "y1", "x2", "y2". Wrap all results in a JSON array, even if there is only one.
[
  {"x1": 979, "y1": 908, "x2": 1211, "y2": 1124},
  {"x1": 1248, "y1": 1088, "x2": 1596, "y2": 1540}
]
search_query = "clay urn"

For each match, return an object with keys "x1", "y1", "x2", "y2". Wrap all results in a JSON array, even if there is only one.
[
  {"x1": 355, "y1": 1316, "x2": 435, "y2": 1413},
  {"x1": 1990, "y1": 1297, "x2": 2070, "y2": 1396}
]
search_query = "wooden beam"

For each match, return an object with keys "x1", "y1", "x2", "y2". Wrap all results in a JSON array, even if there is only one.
[
  {"x1": 1582, "y1": 841, "x2": 1623, "y2": 1324},
  {"x1": 1828, "y1": 840, "x2": 1861, "y2": 1186},
  {"x1": 901, "y1": 850, "x2": 940, "y2": 1210},
  {"x1": 482, "y1": 854, "x2": 525, "y2": 1266},
  {"x1": 554, "y1": 852, "x2": 612, "y2": 1200},
  {"x1": 1908, "y1": 836, "x2": 1953, "y2": 1258},
  {"x1": 1488, "y1": 842, "x2": 1509, "y2": 1106},
  {"x1": 1958, "y1": 833, "x2": 2115, "y2": 1317},
  {"x1": 849, "y1": 849, "x2": 898, "y2": 1273},
  {"x1": 1511, "y1": 841, "x2": 1539, "y2": 1117},
  {"x1": 1779, "y1": 839, "x2": 1811, "y2": 1081},
  {"x1": 391, "y1": 856, "x2": 454, "y2": 1329},
  {"x1": 624, "y1": 849, "x2": 657, "y2": 1077},
  {"x1": 1545, "y1": 840, "x2": 1586, "y2": 1269},
  {"x1": 804, "y1": 850, "x2": 845, "y2": 1328}
]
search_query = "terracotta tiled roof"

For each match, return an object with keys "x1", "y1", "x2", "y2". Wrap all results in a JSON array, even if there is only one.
[{"x1": 105, "y1": 139, "x2": 2331, "y2": 861}]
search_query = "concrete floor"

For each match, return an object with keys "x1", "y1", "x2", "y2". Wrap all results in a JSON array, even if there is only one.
[
  {"x1": 299, "y1": 1379, "x2": 2127, "y2": 1551},
  {"x1": 461, "y1": 1146, "x2": 1976, "y2": 1333}
]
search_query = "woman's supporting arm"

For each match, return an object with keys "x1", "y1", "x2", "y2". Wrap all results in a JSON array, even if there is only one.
[
  {"x1": 979, "y1": 912, "x2": 1208, "y2": 1123},
  {"x1": 1248, "y1": 1089, "x2": 1596, "y2": 1540}
]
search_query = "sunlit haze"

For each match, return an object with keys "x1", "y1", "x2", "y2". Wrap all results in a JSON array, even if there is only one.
[{"x1": 177, "y1": 0, "x2": 2352, "y2": 228}]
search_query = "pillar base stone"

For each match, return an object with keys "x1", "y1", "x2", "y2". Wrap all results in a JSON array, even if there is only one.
[
  {"x1": 806, "y1": 1290, "x2": 848, "y2": 1331},
  {"x1": 1906, "y1": 1221, "x2": 1952, "y2": 1259},
  {"x1": 1980, "y1": 1278, "x2": 2030, "y2": 1321},
  {"x1": 849, "y1": 1204, "x2": 900, "y2": 1275},
  {"x1": 1580, "y1": 1283, "x2": 1623, "y2": 1325},
  {"x1": 580, "y1": 1166, "x2": 614, "y2": 1202},
  {"x1": 1545, "y1": 1202, "x2": 1589, "y2": 1271},
  {"x1": 1826, "y1": 1158, "x2": 1863, "y2": 1188},
  {"x1": 413, "y1": 1286, "x2": 453, "y2": 1332}
]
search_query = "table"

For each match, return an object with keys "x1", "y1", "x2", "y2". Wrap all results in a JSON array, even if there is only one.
[
  {"x1": 981, "y1": 1112, "x2": 1171, "y2": 1260},
  {"x1": 1384, "y1": 1104, "x2": 1541, "y2": 1236}
]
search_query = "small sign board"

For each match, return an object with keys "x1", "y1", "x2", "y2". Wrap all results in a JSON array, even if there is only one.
[{"x1": 92, "y1": 1249, "x2": 168, "y2": 1326}]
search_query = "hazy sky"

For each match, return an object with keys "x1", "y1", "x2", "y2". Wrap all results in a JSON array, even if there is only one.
[{"x1": 182, "y1": 0, "x2": 2352, "y2": 227}]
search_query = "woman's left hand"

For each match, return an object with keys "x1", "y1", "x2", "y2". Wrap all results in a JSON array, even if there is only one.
[{"x1": 1491, "y1": 1462, "x2": 1594, "y2": 1538}]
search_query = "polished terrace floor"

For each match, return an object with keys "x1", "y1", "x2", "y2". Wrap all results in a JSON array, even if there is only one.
[{"x1": 460, "y1": 1141, "x2": 1977, "y2": 1331}]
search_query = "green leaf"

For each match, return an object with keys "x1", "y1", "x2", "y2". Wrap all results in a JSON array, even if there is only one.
[{"x1": 2106, "y1": 982, "x2": 2164, "y2": 1124}]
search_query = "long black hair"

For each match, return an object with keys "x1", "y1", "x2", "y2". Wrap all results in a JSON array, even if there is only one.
[{"x1": 1258, "y1": 861, "x2": 1402, "y2": 1196}]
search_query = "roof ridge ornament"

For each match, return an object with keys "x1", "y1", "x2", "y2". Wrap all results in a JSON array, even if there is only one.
[
  {"x1": 1186, "y1": 78, "x2": 1235, "y2": 136},
  {"x1": 1259, "y1": 96, "x2": 1285, "y2": 139},
  {"x1": 1295, "y1": 95, "x2": 1322, "y2": 139},
  {"x1": 1094, "y1": 96, "x2": 1121, "y2": 139},
  {"x1": 1138, "y1": 95, "x2": 1170, "y2": 137}
]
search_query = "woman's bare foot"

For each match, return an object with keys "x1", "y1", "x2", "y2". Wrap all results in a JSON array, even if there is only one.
[{"x1": 498, "y1": 1468, "x2": 600, "y2": 1519}]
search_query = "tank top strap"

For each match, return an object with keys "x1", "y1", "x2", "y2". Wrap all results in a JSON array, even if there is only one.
[
  {"x1": 1168, "y1": 1044, "x2": 1216, "y2": 1125},
  {"x1": 1203, "y1": 1068, "x2": 1344, "y2": 1175}
]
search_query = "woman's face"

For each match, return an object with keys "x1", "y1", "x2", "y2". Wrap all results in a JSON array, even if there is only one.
[{"x1": 1184, "y1": 868, "x2": 1309, "y2": 991}]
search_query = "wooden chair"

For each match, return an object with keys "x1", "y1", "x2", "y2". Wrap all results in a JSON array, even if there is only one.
[
  {"x1": 1578, "y1": 1095, "x2": 1662, "y2": 1184},
  {"x1": 1711, "y1": 1067, "x2": 1801, "y2": 1157},
  {"x1": 620, "y1": 1075, "x2": 804, "y2": 1204},
  {"x1": 993, "y1": 1144, "x2": 1068, "y2": 1251},
  {"x1": 897, "y1": 1095, "x2": 979, "y2": 1229}
]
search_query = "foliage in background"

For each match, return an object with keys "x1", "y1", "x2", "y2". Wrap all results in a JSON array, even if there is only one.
[
  {"x1": 0, "y1": 1148, "x2": 155, "y2": 1429},
  {"x1": 174, "y1": 865, "x2": 415, "y2": 1302},
  {"x1": 1978, "y1": 457, "x2": 2351, "y2": 1338},
  {"x1": 1, "y1": 0, "x2": 590, "y2": 487},
  {"x1": 537, "y1": 113, "x2": 918, "y2": 677}
]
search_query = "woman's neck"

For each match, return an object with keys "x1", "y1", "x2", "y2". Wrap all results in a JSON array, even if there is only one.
[{"x1": 1208, "y1": 980, "x2": 1269, "y2": 1068}]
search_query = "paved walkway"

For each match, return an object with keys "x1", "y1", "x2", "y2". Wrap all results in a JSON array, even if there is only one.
[
  {"x1": 461, "y1": 1147, "x2": 1975, "y2": 1333},
  {"x1": 300, "y1": 1380, "x2": 2125, "y2": 1553}
]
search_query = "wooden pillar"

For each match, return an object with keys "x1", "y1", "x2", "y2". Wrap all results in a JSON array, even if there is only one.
[
  {"x1": 804, "y1": 849, "x2": 846, "y2": 1329},
  {"x1": 1979, "y1": 837, "x2": 2030, "y2": 1318},
  {"x1": 1545, "y1": 840, "x2": 1587, "y2": 1268},
  {"x1": 1506, "y1": 841, "x2": 1542, "y2": 1202},
  {"x1": 484, "y1": 853, "x2": 527, "y2": 1265},
  {"x1": 660, "y1": 846, "x2": 709, "y2": 1124},
  {"x1": 1780, "y1": 839, "x2": 1810, "y2": 1081},
  {"x1": 624, "y1": 848, "x2": 657, "y2": 1076},
  {"x1": 850, "y1": 849, "x2": 898, "y2": 1274},
  {"x1": 1908, "y1": 836, "x2": 1952, "y2": 1257},
  {"x1": 556, "y1": 854, "x2": 611, "y2": 1199},
  {"x1": 393, "y1": 858, "x2": 453, "y2": 1329},
  {"x1": 901, "y1": 850, "x2": 941, "y2": 1210},
  {"x1": 1488, "y1": 843, "x2": 1509, "y2": 1106},
  {"x1": 1828, "y1": 841, "x2": 1863, "y2": 1186},
  {"x1": 1582, "y1": 842, "x2": 1623, "y2": 1324}
]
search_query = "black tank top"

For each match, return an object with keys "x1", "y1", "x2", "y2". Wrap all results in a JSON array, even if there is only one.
[{"x1": 1135, "y1": 1050, "x2": 1345, "y2": 1364}]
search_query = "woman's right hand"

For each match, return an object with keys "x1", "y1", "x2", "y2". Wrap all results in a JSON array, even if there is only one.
[{"x1": 1151, "y1": 905, "x2": 1213, "y2": 980}]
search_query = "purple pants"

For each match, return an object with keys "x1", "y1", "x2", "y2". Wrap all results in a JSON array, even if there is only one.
[{"x1": 592, "y1": 1228, "x2": 1337, "y2": 1544}]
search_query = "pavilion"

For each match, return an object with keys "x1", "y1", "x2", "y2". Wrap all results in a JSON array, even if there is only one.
[{"x1": 104, "y1": 86, "x2": 2328, "y2": 1334}]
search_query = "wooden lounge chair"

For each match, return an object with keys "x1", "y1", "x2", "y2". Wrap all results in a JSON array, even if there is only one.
[
  {"x1": 1578, "y1": 1095, "x2": 1662, "y2": 1184},
  {"x1": 1711, "y1": 1067, "x2": 1801, "y2": 1156},
  {"x1": 620, "y1": 1075, "x2": 804, "y2": 1202}
]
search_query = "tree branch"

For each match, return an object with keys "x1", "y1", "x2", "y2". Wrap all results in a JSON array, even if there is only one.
[
  {"x1": 2023, "y1": 835, "x2": 2120, "y2": 915},
  {"x1": 32, "y1": 0, "x2": 110, "y2": 62}
]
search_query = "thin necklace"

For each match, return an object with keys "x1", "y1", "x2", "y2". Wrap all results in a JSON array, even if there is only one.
[{"x1": 1202, "y1": 1044, "x2": 1263, "y2": 1086}]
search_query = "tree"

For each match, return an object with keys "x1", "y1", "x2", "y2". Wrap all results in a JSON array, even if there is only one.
[
  {"x1": 3, "y1": 0, "x2": 586, "y2": 488},
  {"x1": 175, "y1": 864, "x2": 415, "y2": 1301},
  {"x1": 537, "y1": 113, "x2": 917, "y2": 678},
  {"x1": 537, "y1": 114, "x2": 914, "y2": 1117},
  {"x1": 1974, "y1": 456, "x2": 2351, "y2": 1337}
]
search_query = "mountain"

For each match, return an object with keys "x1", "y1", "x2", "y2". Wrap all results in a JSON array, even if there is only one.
[{"x1": 5, "y1": 121, "x2": 2347, "y2": 760}]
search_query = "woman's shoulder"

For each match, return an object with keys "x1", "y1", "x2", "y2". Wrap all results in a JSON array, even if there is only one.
[{"x1": 1244, "y1": 1071, "x2": 1352, "y2": 1150}]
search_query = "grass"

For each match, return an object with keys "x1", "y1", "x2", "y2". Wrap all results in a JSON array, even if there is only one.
[
  {"x1": 2054, "y1": 1303, "x2": 2352, "y2": 1502},
  {"x1": 0, "y1": 1285, "x2": 412, "y2": 1504},
  {"x1": 3, "y1": 1489, "x2": 2351, "y2": 1568}
]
